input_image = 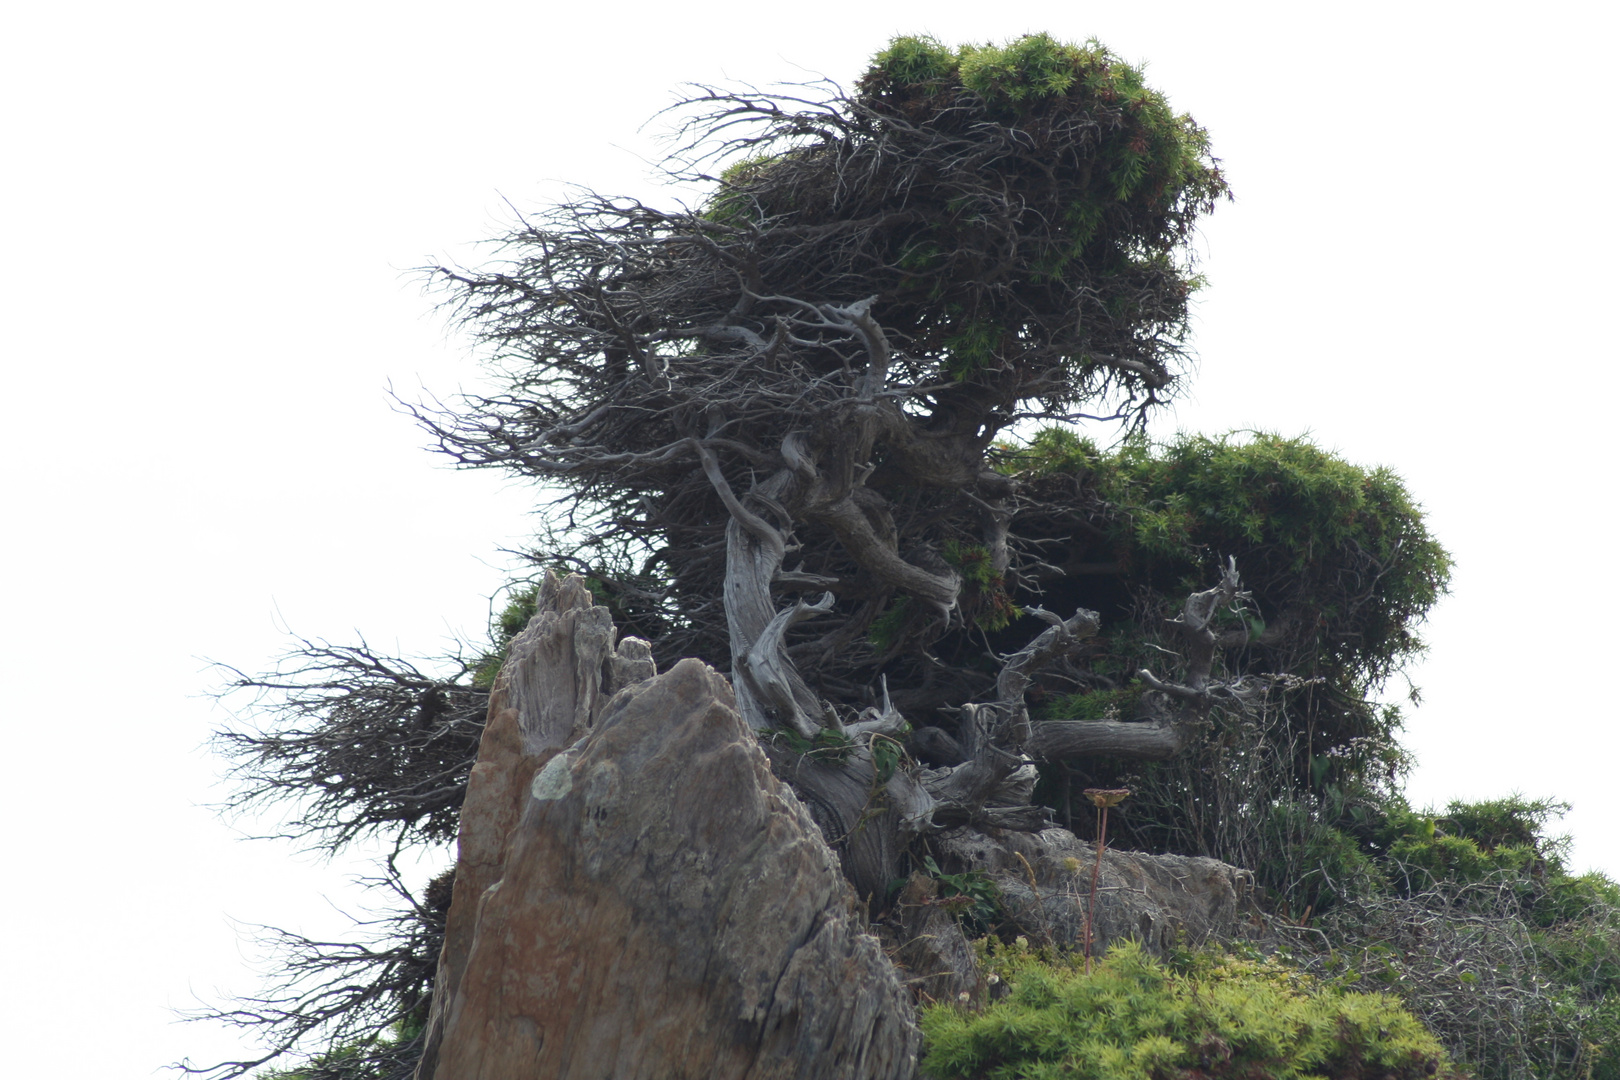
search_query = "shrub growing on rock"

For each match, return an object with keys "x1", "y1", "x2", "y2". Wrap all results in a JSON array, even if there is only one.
[{"x1": 920, "y1": 939, "x2": 1458, "y2": 1080}]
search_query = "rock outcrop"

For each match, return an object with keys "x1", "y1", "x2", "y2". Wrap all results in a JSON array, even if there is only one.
[
  {"x1": 415, "y1": 572, "x2": 918, "y2": 1080},
  {"x1": 933, "y1": 826, "x2": 1261, "y2": 955},
  {"x1": 414, "y1": 572, "x2": 654, "y2": 1079}
]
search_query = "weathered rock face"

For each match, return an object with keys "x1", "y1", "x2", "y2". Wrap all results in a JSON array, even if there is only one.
[
  {"x1": 414, "y1": 572, "x2": 655, "y2": 1079},
  {"x1": 933, "y1": 827, "x2": 1261, "y2": 956},
  {"x1": 415, "y1": 573, "x2": 918, "y2": 1080}
]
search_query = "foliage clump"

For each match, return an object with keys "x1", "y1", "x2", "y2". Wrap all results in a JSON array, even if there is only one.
[
  {"x1": 708, "y1": 32, "x2": 1231, "y2": 382},
  {"x1": 944, "y1": 541, "x2": 1021, "y2": 633},
  {"x1": 1012, "y1": 428, "x2": 1450, "y2": 694},
  {"x1": 1004, "y1": 429, "x2": 1448, "y2": 911},
  {"x1": 848, "y1": 34, "x2": 1229, "y2": 383},
  {"x1": 921, "y1": 939, "x2": 1458, "y2": 1080},
  {"x1": 469, "y1": 583, "x2": 539, "y2": 688}
]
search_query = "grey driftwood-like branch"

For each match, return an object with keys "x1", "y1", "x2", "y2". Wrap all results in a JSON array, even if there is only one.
[{"x1": 1028, "y1": 556, "x2": 1248, "y2": 762}]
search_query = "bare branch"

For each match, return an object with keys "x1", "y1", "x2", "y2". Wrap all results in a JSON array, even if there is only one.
[
  {"x1": 176, "y1": 866, "x2": 451, "y2": 1080},
  {"x1": 210, "y1": 642, "x2": 488, "y2": 851}
]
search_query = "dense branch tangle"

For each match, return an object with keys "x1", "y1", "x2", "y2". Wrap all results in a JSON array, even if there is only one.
[
  {"x1": 419, "y1": 37, "x2": 1227, "y2": 727},
  {"x1": 213, "y1": 640, "x2": 488, "y2": 851},
  {"x1": 404, "y1": 41, "x2": 1242, "y2": 900}
]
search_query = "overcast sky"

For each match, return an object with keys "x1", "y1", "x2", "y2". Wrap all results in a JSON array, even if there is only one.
[{"x1": 3, "y1": 2, "x2": 1614, "y2": 1076}]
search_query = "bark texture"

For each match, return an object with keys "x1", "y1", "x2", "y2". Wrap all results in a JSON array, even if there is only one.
[
  {"x1": 1027, "y1": 719, "x2": 1194, "y2": 761},
  {"x1": 416, "y1": 575, "x2": 918, "y2": 1080}
]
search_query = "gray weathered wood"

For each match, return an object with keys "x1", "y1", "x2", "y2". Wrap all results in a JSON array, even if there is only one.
[{"x1": 1028, "y1": 718, "x2": 1194, "y2": 761}]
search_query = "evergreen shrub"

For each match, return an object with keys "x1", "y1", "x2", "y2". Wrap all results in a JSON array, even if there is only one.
[{"x1": 921, "y1": 939, "x2": 1458, "y2": 1080}]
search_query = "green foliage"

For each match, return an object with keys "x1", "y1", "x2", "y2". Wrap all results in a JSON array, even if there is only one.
[
  {"x1": 959, "y1": 35, "x2": 1084, "y2": 105},
  {"x1": 1276, "y1": 793, "x2": 1620, "y2": 1080},
  {"x1": 1385, "y1": 832, "x2": 1535, "y2": 892},
  {"x1": 1015, "y1": 428, "x2": 1450, "y2": 694},
  {"x1": 868, "y1": 34, "x2": 958, "y2": 86},
  {"x1": 1536, "y1": 904, "x2": 1620, "y2": 995},
  {"x1": 943, "y1": 541, "x2": 1021, "y2": 633},
  {"x1": 470, "y1": 584, "x2": 539, "y2": 688},
  {"x1": 812, "y1": 727, "x2": 855, "y2": 760},
  {"x1": 870, "y1": 732, "x2": 904, "y2": 785},
  {"x1": 1122, "y1": 432, "x2": 1448, "y2": 685},
  {"x1": 868, "y1": 596, "x2": 913, "y2": 650},
  {"x1": 867, "y1": 33, "x2": 1224, "y2": 219},
  {"x1": 704, "y1": 32, "x2": 1231, "y2": 390},
  {"x1": 470, "y1": 570, "x2": 663, "y2": 689},
  {"x1": 1265, "y1": 804, "x2": 1389, "y2": 915},
  {"x1": 769, "y1": 725, "x2": 858, "y2": 763},
  {"x1": 1000, "y1": 428, "x2": 1448, "y2": 881},
  {"x1": 921, "y1": 939, "x2": 1457, "y2": 1080},
  {"x1": 1538, "y1": 868, "x2": 1620, "y2": 927},
  {"x1": 920, "y1": 855, "x2": 1002, "y2": 930},
  {"x1": 1436, "y1": 794, "x2": 1568, "y2": 853},
  {"x1": 703, "y1": 153, "x2": 784, "y2": 226},
  {"x1": 1375, "y1": 795, "x2": 1568, "y2": 898},
  {"x1": 939, "y1": 319, "x2": 1006, "y2": 381}
]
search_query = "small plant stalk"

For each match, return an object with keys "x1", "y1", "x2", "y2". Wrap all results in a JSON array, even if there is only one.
[{"x1": 1082, "y1": 788, "x2": 1130, "y2": 974}]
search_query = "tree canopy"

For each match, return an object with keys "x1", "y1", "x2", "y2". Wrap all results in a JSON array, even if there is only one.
[{"x1": 418, "y1": 33, "x2": 1228, "y2": 707}]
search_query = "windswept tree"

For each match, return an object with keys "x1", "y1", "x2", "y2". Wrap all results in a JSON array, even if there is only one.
[
  {"x1": 198, "y1": 34, "x2": 1454, "y2": 1079},
  {"x1": 412, "y1": 33, "x2": 1249, "y2": 897}
]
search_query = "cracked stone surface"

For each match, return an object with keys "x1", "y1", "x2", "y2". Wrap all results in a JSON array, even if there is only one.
[{"x1": 415, "y1": 573, "x2": 917, "y2": 1080}]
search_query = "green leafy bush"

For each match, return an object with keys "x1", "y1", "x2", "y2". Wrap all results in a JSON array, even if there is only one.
[
  {"x1": 921, "y1": 939, "x2": 1458, "y2": 1080},
  {"x1": 999, "y1": 429, "x2": 1447, "y2": 905},
  {"x1": 1010, "y1": 428, "x2": 1451, "y2": 693},
  {"x1": 917, "y1": 855, "x2": 1002, "y2": 932},
  {"x1": 1374, "y1": 796, "x2": 1569, "y2": 901},
  {"x1": 709, "y1": 32, "x2": 1231, "y2": 389},
  {"x1": 867, "y1": 34, "x2": 1223, "y2": 232}
]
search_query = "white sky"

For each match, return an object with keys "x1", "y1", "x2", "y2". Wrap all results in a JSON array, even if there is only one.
[{"x1": 2, "y1": 2, "x2": 1614, "y2": 1076}]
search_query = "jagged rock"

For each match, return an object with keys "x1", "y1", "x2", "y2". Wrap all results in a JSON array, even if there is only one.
[
  {"x1": 415, "y1": 571, "x2": 655, "y2": 1079},
  {"x1": 933, "y1": 826, "x2": 1261, "y2": 956},
  {"x1": 416, "y1": 573, "x2": 918, "y2": 1080}
]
